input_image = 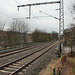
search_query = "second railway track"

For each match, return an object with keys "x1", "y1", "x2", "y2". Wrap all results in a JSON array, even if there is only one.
[
  {"x1": 0, "y1": 42, "x2": 54, "y2": 67},
  {"x1": 0, "y1": 42, "x2": 52, "y2": 58},
  {"x1": 0, "y1": 41, "x2": 58, "y2": 75}
]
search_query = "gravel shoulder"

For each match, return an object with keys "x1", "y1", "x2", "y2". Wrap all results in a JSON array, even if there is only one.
[
  {"x1": 0, "y1": 44, "x2": 49, "y2": 66},
  {"x1": 39, "y1": 47, "x2": 75, "y2": 75},
  {"x1": 20, "y1": 45, "x2": 58, "y2": 75}
]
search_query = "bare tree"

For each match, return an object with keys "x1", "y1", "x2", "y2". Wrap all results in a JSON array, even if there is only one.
[
  {"x1": 51, "y1": 31, "x2": 58, "y2": 40},
  {"x1": 0, "y1": 22, "x2": 7, "y2": 49},
  {"x1": 31, "y1": 29, "x2": 56, "y2": 42},
  {"x1": 0, "y1": 22, "x2": 5, "y2": 30},
  {"x1": 10, "y1": 20, "x2": 29, "y2": 47},
  {"x1": 32, "y1": 29, "x2": 40, "y2": 42},
  {"x1": 64, "y1": 23, "x2": 75, "y2": 55}
]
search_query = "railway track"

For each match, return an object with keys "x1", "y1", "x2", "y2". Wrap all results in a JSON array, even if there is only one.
[
  {"x1": 0, "y1": 41, "x2": 58, "y2": 75},
  {"x1": 0, "y1": 42, "x2": 54, "y2": 66},
  {"x1": 0, "y1": 42, "x2": 51, "y2": 58}
]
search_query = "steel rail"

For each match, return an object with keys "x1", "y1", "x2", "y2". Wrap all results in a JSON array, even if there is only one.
[
  {"x1": 10, "y1": 42, "x2": 58, "y2": 75},
  {"x1": 0, "y1": 42, "x2": 58, "y2": 75},
  {"x1": 0, "y1": 44, "x2": 37, "y2": 54},
  {"x1": 0, "y1": 42, "x2": 50, "y2": 58},
  {"x1": 0, "y1": 42, "x2": 55, "y2": 69}
]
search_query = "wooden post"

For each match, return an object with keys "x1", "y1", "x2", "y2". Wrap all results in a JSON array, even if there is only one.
[{"x1": 53, "y1": 69, "x2": 55, "y2": 75}]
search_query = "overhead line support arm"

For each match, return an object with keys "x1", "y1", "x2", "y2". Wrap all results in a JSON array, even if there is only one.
[
  {"x1": 17, "y1": 0, "x2": 64, "y2": 55},
  {"x1": 17, "y1": 1, "x2": 60, "y2": 7}
]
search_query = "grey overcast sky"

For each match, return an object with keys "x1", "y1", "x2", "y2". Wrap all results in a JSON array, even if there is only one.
[{"x1": 0, "y1": 0, "x2": 74, "y2": 32}]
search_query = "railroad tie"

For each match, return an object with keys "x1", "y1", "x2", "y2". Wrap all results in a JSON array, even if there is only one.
[
  {"x1": 18, "y1": 72, "x2": 23, "y2": 75},
  {"x1": 29, "y1": 64, "x2": 32, "y2": 67},
  {"x1": 0, "y1": 70, "x2": 11, "y2": 73},
  {"x1": 22, "y1": 69, "x2": 27, "y2": 72},
  {"x1": 9, "y1": 65, "x2": 19, "y2": 68},
  {"x1": 4, "y1": 67, "x2": 17, "y2": 71},
  {"x1": 16, "y1": 62, "x2": 22, "y2": 64},
  {"x1": 13, "y1": 63, "x2": 19, "y2": 66},
  {"x1": 26, "y1": 67, "x2": 29, "y2": 69}
]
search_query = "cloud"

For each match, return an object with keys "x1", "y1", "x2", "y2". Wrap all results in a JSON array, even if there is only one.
[{"x1": 0, "y1": 0, "x2": 74, "y2": 32}]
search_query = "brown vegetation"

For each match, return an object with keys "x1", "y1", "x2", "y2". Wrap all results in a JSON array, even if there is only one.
[
  {"x1": 32, "y1": 29, "x2": 58, "y2": 42},
  {"x1": 0, "y1": 20, "x2": 29, "y2": 49},
  {"x1": 64, "y1": 23, "x2": 75, "y2": 46},
  {"x1": 39, "y1": 52, "x2": 75, "y2": 75}
]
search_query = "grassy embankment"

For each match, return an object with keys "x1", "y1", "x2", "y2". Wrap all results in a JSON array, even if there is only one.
[
  {"x1": 66, "y1": 56, "x2": 75, "y2": 75},
  {"x1": 39, "y1": 52, "x2": 75, "y2": 75}
]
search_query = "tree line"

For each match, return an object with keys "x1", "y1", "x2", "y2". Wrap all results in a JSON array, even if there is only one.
[
  {"x1": 32, "y1": 29, "x2": 58, "y2": 42},
  {"x1": 64, "y1": 23, "x2": 75, "y2": 46},
  {"x1": 0, "y1": 20, "x2": 58, "y2": 50},
  {"x1": 0, "y1": 20, "x2": 29, "y2": 49}
]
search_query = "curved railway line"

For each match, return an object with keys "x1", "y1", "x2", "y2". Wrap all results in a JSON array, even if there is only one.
[{"x1": 0, "y1": 41, "x2": 58, "y2": 75}]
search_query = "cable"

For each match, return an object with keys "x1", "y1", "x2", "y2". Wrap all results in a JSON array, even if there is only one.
[
  {"x1": 39, "y1": 10, "x2": 59, "y2": 20},
  {"x1": 28, "y1": 0, "x2": 41, "y2": 17},
  {"x1": 14, "y1": 0, "x2": 19, "y2": 4},
  {"x1": 0, "y1": 1, "x2": 15, "y2": 10},
  {"x1": 0, "y1": 1, "x2": 26, "y2": 18},
  {"x1": 14, "y1": 0, "x2": 28, "y2": 12},
  {"x1": 0, "y1": 12, "x2": 13, "y2": 19},
  {"x1": 14, "y1": 0, "x2": 29, "y2": 18},
  {"x1": 28, "y1": 0, "x2": 31, "y2": 3}
]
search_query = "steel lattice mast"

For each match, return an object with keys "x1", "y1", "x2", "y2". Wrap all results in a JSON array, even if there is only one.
[
  {"x1": 17, "y1": 0, "x2": 64, "y2": 54},
  {"x1": 59, "y1": 0, "x2": 64, "y2": 54}
]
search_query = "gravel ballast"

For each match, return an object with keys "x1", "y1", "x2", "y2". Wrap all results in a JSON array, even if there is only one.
[
  {"x1": 19, "y1": 45, "x2": 58, "y2": 75},
  {"x1": 0, "y1": 44, "x2": 51, "y2": 66}
]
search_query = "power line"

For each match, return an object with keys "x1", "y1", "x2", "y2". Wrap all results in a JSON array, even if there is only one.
[
  {"x1": 14, "y1": 0, "x2": 29, "y2": 17},
  {"x1": 0, "y1": 1, "x2": 15, "y2": 10},
  {"x1": 28, "y1": 0, "x2": 31, "y2": 3},
  {"x1": 14, "y1": 0, "x2": 19, "y2": 4},
  {"x1": 17, "y1": 1, "x2": 60, "y2": 19},
  {"x1": 0, "y1": 12, "x2": 13, "y2": 19},
  {"x1": 0, "y1": 12, "x2": 28, "y2": 20},
  {"x1": 0, "y1": 0, "x2": 28, "y2": 19},
  {"x1": 39, "y1": 10, "x2": 59, "y2": 20},
  {"x1": 14, "y1": 0, "x2": 28, "y2": 12},
  {"x1": 24, "y1": 0, "x2": 47, "y2": 19}
]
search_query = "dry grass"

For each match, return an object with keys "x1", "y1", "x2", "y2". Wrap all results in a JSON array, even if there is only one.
[
  {"x1": 67, "y1": 57, "x2": 75, "y2": 67},
  {"x1": 39, "y1": 59, "x2": 60, "y2": 75},
  {"x1": 66, "y1": 57, "x2": 75, "y2": 75},
  {"x1": 39, "y1": 53, "x2": 75, "y2": 75},
  {"x1": 60, "y1": 55, "x2": 66, "y2": 62}
]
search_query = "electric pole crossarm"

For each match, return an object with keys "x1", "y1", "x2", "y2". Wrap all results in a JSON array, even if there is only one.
[{"x1": 17, "y1": 1, "x2": 60, "y2": 7}]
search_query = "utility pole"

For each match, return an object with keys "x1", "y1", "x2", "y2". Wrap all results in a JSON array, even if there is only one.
[
  {"x1": 17, "y1": 1, "x2": 60, "y2": 19},
  {"x1": 29, "y1": 5, "x2": 31, "y2": 19},
  {"x1": 59, "y1": 0, "x2": 64, "y2": 55},
  {"x1": 17, "y1": 0, "x2": 64, "y2": 55}
]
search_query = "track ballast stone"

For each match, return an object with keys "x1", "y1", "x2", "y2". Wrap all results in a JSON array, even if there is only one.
[{"x1": 20, "y1": 46, "x2": 58, "y2": 75}]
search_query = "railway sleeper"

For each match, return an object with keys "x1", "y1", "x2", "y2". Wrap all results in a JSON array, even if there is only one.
[
  {"x1": 1, "y1": 67, "x2": 17, "y2": 72},
  {"x1": 12, "y1": 63, "x2": 19, "y2": 66},
  {"x1": 9, "y1": 65, "x2": 20, "y2": 68},
  {"x1": 22, "y1": 69, "x2": 27, "y2": 72},
  {"x1": 0, "y1": 70, "x2": 11, "y2": 74},
  {"x1": 14, "y1": 62, "x2": 27, "y2": 66},
  {"x1": 0, "y1": 42, "x2": 58, "y2": 75},
  {"x1": 4, "y1": 67, "x2": 17, "y2": 71},
  {"x1": 18, "y1": 72, "x2": 23, "y2": 75}
]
